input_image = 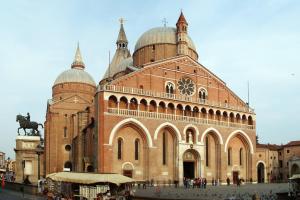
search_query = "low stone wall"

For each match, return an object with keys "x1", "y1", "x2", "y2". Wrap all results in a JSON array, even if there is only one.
[{"x1": 4, "y1": 182, "x2": 38, "y2": 195}]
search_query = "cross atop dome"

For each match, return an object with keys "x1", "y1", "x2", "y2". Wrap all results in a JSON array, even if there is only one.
[
  {"x1": 71, "y1": 43, "x2": 85, "y2": 69},
  {"x1": 119, "y1": 17, "x2": 126, "y2": 25}
]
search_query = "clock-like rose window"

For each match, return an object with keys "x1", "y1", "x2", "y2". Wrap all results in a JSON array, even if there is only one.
[{"x1": 177, "y1": 77, "x2": 195, "y2": 96}]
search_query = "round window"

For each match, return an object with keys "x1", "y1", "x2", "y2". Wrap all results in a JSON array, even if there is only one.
[
  {"x1": 177, "y1": 77, "x2": 195, "y2": 96},
  {"x1": 65, "y1": 145, "x2": 71, "y2": 151}
]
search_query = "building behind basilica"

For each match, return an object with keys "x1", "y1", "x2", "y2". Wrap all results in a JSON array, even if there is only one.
[{"x1": 44, "y1": 12, "x2": 300, "y2": 184}]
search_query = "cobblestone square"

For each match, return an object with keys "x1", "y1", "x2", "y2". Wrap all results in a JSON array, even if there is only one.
[{"x1": 134, "y1": 183, "x2": 289, "y2": 200}]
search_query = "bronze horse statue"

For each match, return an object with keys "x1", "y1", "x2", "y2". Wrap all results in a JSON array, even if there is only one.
[{"x1": 16, "y1": 114, "x2": 43, "y2": 136}]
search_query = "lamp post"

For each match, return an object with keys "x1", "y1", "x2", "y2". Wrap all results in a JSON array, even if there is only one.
[{"x1": 35, "y1": 145, "x2": 43, "y2": 181}]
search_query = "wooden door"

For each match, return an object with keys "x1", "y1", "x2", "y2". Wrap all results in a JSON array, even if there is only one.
[{"x1": 233, "y1": 171, "x2": 239, "y2": 184}]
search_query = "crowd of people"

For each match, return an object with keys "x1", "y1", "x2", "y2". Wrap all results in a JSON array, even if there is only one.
[{"x1": 183, "y1": 177, "x2": 219, "y2": 188}]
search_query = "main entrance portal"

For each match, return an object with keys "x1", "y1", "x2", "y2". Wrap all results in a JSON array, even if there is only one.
[
  {"x1": 182, "y1": 149, "x2": 200, "y2": 179},
  {"x1": 183, "y1": 161, "x2": 195, "y2": 179}
]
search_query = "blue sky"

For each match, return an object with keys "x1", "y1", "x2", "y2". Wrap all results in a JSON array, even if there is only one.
[{"x1": 0, "y1": 0, "x2": 300, "y2": 158}]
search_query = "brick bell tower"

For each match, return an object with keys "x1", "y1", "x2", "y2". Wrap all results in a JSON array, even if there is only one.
[{"x1": 176, "y1": 11, "x2": 189, "y2": 56}]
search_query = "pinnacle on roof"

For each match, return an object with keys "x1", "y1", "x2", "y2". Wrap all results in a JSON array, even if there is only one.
[
  {"x1": 116, "y1": 18, "x2": 128, "y2": 45},
  {"x1": 71, "y1": 43, "x2": 85, "y2": 69},
  {"x1": 176, "y1": 11, "x2": 188, "y2": 25}
]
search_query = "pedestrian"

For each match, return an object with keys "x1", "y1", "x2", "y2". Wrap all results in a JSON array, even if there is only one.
[
  {"x1": 226, "y1": 177, "x2": 230, "y2": 186},
  {"x1": 203, "y1": 178, "x2": 207, "y2": 189},
  {"x1": 155, "y1": 185, "x2": 161, "y2": 197},
  {"x1": 1, "y1": 174, "x2": 5, "y2": 190}
]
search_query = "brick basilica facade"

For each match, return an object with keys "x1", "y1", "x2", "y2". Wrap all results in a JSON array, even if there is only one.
[{"x1": 44, "y1": 12, "x2": 299, "y2": 184}]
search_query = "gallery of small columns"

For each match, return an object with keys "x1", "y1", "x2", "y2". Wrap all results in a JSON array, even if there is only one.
[
  {"x1": 104, "y1": 95, "x2": 256, "y2": 183},
  {"x1": 106, "y1": 94, "x2": 255, "y2": 129}
]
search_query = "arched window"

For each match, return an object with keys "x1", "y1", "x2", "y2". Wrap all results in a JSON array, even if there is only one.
[
  {"x1": 165, "y1": 82, "x2": 175, "y2": 94},
  {"x1": 199, "y1": 88, "x2": 207, "y2": 102},
  {"x1": 64, "y1": 127, "x2": 67, "y2": 138},
  {"x1": 239, "y1": 148, "x2": 243, "y2": 166},
  {"x1": 117, "y1": 138, "x2": 123, "y2": 160},
  {"x1": 135, "y1": 139, "x2": 139, "y2": 160},
  {"x1": 228, "y1": 148, "x2": 232, "y2": 166},
  {"x1": 162, "y1": 132, "x2": 167, "y2": 165},
  {"x1": 206, "y1": 136, "x2": 209, "y2": 167}
]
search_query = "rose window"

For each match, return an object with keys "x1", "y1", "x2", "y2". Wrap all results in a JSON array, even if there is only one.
[{"x1": 177, "y1": 77, "x2": 195, "y2": 96}]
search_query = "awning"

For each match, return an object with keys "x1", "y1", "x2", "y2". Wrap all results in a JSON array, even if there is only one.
[
  {"x1": 46, "y1": 172, "x2": 135, "y2": 185},
  {"x1": 289, "y1": 174, "x2": 300, "y2": 180}
]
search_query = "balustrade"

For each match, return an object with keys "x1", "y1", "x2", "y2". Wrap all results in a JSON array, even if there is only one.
[
  {"x1": 98, "y1": 85, "x2": 254, "y2": 113},
  {"x1": 107, "y1": 108, "x2": 255, "y2": 130}
]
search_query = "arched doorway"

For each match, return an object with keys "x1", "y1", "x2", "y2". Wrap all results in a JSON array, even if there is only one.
[
  {"x1": 122, "y1": 163, "x2": 134, "y2": 178},
  {"x1": 87, "y1": 165, "x2": 94, "y2": 172},
  {"x1": 291, "y1": 164, "x2": 300, "y2": 176},
  {"x1": 183, "y1": 149, "x2": 200, "y2": 179},
  {"x1": 257, "y1": 162, "x2": 265, "y2": 183},
  {"x1": 64, "y1": 161, "x2": 72, "y2": 171}
]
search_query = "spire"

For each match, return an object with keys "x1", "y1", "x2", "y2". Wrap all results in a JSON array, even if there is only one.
[
  {"x1": 176, "y1": 11, "x2": 188, "y2": 26},
  {"x1": 71, "y1": 43, "x2": 85, "y2": 69},
  {"x1": 116, "y1": 18, "x2": 128, "y2": 48}
]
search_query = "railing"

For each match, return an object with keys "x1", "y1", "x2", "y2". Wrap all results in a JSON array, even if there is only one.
[
  {"x1": 107, "y1": 108, "x2": 255, "y2": 130},
  {"x1": 98, "y1": 85, "x2": 254, "y2": 113}
]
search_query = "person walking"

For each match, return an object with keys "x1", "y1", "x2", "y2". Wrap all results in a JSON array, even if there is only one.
[{"x1": 226, "y1": 177, "x2": 230, "y2": 186}]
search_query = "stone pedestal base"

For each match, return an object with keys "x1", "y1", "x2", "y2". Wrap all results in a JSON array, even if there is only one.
[{"x1": 14, "y1": 136, "x2": 43, "y2": 184}]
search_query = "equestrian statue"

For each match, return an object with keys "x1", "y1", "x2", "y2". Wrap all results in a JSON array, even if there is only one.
[{"x1": 16, "y1": 113, "x2": 43, "y2": 136}]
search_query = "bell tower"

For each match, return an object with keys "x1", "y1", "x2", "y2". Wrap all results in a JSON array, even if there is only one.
[
  {"x1": 116, "y1": 18, "x2": 128, "y2": 49},
  {"x1": 176, "y1": 11, "x2": 188, "y2": 55}
]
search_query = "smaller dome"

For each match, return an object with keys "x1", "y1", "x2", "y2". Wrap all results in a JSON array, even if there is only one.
[{"x1": 54, "y1": 68, "x2": 96, "y2": 86}]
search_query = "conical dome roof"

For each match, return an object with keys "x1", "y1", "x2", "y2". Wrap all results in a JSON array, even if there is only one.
[{"x1": 54, "y1": 44, "x2": 96, "y2": 86}]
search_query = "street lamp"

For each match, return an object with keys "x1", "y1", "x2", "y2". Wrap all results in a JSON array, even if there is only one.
[{"x1": 35, "y1": 144, "x2": 43, "y2": 180}]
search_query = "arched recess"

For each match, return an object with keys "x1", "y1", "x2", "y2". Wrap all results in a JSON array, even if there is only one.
[
  {"x1": 183, "y1": 124, "x2": 199, "y2": 144},
  {"x1": 108, "y1": 95, "x2": 118, "y2": 108},
  {"x1": 108, "y1": 118, "x2": 153, "y2": 147},
  {"x1": 291, "y1": 164, "x2": 300, "y2": 176},
  {"x1": 201, "y1": 127, "x2": 223, "y2": 181},
  {"x1": 87, "y1": 165, "x2": 94, "y2": 172},
  {"x1": 224, "y1": 130, "x2": 254, "y2": 154},
  {"x1": 200, "y1": 127, "x2": 224, "y2": 144},
  {"x1": 225, "y1": 130, "x2": 254, "y2": 182},
  {"x1": 129, "y1": 98, "x2": 138, "y2": 110},
  {"x1": 167, "y1": 103, "x2": 175, "y2": 114},
  {"x1": 155, "y1": 123, "x2": 179, "y2": 181},
  {"x1": 154, "y1": 122, "x2": 182, "y2": 142},
  {"x1": 256, "y1": 161, "x2": 266, "y2": 183},
  {"x1": 64, "y1": 161, "x2": 72, "y2": 171},
  {"x1": 140, "y1": 99, "x2": 147, "y2": 111}
]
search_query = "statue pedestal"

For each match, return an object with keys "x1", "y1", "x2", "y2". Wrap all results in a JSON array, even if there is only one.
[{"x1": 14, "y1": 136, "x2": 43, "y2": 184}]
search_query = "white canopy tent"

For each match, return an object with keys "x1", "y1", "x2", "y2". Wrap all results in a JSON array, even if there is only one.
[{"x1": 46, "y1": 172, "x2": 135, "y2": 186}]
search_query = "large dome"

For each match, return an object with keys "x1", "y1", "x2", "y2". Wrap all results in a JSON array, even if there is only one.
[
  {"x1": 134, "y1": 27, "x2": 196, "y2": 52},
  {"x1": 54, "y1": 68, "x2": 96, "y2": 86}
]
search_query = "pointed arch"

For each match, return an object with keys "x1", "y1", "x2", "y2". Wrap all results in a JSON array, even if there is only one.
[
  {"x1": 154, "y1": 122, "x2": 182, "y2": 142},
  {"x1": 108, "y1": 118, "x2": 153, "y2": 147},
  {"x1": 224, "y1": 130, "x2": 254, "y2": 154},
  {"x1": 200, "y1": 127, "x2": 223, "y2": 144}
]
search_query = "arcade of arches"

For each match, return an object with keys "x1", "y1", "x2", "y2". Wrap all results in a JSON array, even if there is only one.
[{"x1": 104, "y1": 118, "x2": 256, "y2": 184}]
